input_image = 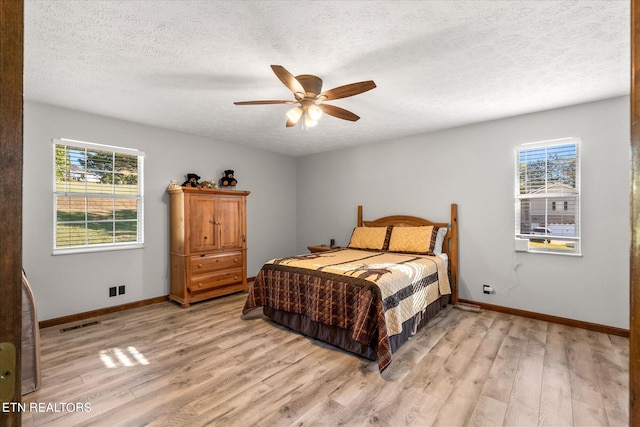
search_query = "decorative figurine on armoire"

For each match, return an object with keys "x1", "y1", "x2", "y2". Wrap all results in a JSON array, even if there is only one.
[
  {"x1": 219, "y1": 170, "x2": 238, "y2": 187},
  {"x1": 181, "y1": 173, "x2": 201, "y2": 187}
]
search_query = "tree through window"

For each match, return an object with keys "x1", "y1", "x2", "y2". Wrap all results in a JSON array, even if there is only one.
[{"x1": 53, "y1": 139, "x2": 144, "y2": 253}]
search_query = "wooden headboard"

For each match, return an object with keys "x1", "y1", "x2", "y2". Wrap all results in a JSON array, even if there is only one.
[{"x1": 357, "y1": 204, "x2": 459, "y2": 304}]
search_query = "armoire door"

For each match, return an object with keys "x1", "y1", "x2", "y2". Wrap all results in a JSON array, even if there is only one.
[
  {"x1": 217, "y1": 196, "x2": 245, "y2": 250},
  {"x1": 188, "y1": 194, "x2": 218, "y2": 253}
]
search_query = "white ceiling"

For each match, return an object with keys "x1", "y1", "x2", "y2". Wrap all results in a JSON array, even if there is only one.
[{"x1": 24, "y1": 1, "x2": 630, "y2": 157}]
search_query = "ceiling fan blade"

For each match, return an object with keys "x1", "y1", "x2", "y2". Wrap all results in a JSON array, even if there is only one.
[
  {"x1": 234, "y1": 100, "x2": 297, "y2": 105},
  {"x1": 318, "y1": 104, "x2": 360, "y2": 122},
  {"x1": 285, "y1": 117, "x2": 300, "y2": 127},
  {"x1": 318, "y1": 80, "x2": 376, "y2": 101},
  {"x1": 271, "y1": 65, "x2": 305, "y2": 98}
]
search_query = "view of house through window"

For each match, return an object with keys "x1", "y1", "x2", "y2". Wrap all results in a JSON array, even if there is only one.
[
  {"x1": 53, "y1": 138, "x2": 144, "y2": 253},
  {"x1": 515, "y1": 138, "x2": 581, "y2": 255}
]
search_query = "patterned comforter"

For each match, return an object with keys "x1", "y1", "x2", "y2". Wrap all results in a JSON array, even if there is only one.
[{"x1": 243, "y1": 248, "x2": 451, "y2": 371}]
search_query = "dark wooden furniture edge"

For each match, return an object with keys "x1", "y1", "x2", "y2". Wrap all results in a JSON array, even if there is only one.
[
  {"x1": 459, "y1": 298, "x2": 629, "y2": 338},
  {"x1": 307, "y1": 245, "x2": 341, "y2": 253}
]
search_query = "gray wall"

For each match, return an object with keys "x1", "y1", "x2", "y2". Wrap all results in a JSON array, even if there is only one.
[
  {"x1": 296, "y1": 96, "x2": 630, "y2": 329},
  {"x1": 23, "y1": 101, "x2": 297, "y2": 320},
  {"x1": 24, "y1": 97, "x2": 630, "y2": 329}
]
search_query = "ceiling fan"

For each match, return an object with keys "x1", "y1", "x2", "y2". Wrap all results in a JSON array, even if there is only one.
[{"x1": 234, "y1": 65, "x2": 376, "y2": 128}]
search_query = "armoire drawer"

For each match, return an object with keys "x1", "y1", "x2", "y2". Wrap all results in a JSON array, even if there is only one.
[
  {"x1": 190, "y1": 252, "x2": 243, "y2": 275},
  {"x1": 189, "y1": 267, "x2": 244, "y2": 293}
]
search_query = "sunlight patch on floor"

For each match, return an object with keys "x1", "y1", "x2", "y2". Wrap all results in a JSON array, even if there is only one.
[{"x1": 99, "y1": 346, "x2": 149, "y2": 368}]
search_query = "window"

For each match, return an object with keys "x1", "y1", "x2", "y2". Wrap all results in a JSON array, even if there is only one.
[
  {"x1": 53, "y1": 138, "x2": 144, "y2": 254},
  {"x1": 515, "y1": 138, "x2": 580, "y2": 255}
]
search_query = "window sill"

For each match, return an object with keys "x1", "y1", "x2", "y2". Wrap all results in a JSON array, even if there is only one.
[
  {"x1": 52, "y1": 243, "x2": 144, "y2": 256},
  {"x1": 515, "y1": 248, "x2": 582, "y2": 257}
]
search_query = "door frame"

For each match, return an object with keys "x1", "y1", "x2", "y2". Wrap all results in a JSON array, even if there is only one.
[
  {"x1": 630, "y1": 0, "x2": 640, "y2": 424},
  {"x1": 0, "y1": 0, "x2": 24, "y2": 425}
]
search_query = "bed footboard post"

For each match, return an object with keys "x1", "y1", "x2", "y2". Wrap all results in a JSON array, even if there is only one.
[{"x1": 450, "y1": 203, "x2": 459, "y2": 305}]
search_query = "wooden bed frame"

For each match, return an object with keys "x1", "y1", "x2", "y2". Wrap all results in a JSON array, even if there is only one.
[{"x1": 357, "y1": 203, "x2": 459, "y2": 304}]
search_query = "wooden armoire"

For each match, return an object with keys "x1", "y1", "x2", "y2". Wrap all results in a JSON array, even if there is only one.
[{"x1": 168, "y1": 186, "x2": 250, "y2": 307}]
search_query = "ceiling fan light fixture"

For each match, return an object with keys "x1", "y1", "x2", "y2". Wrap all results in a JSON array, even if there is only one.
[
  {"x1": 303, "y1": 113, "x2": 318, "y2": 128},
  {"x1": 286, "y1": 106, "x2": 303, "y2": 122},
  {"x1": 307, "y1": 104, "x2": 323, "y2": 121}
]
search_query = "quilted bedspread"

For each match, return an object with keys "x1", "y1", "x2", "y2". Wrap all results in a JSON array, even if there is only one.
[{"x1": 243, "y1": 248, "x2": 451, "y2": 371}]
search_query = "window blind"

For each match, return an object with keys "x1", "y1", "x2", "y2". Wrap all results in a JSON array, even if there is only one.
[
  {"x1": 53, "y1": 138, "x2": 144, "y2": 254},
  {"x1": 515, "y1": 138, "x2": 581, "y2": 255}
]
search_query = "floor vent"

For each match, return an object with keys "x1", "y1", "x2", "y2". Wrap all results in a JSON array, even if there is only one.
[{"x1": 60, "y1": 320, "x2": 101, "y2": 333}]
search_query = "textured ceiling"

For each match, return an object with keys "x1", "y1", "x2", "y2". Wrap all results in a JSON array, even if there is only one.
[{"x1": 24, "y1": 1, "x2": 630, "y2": 157}]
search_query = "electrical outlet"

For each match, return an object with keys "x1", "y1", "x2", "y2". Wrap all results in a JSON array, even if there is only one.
[
  {"x1": 109, "y1": 287, "x2": 117, "y2": 297},
  {"x1": 118, "y1": 285, "x2": 125, "y2": 295},
  {"x1": 483, "y1": 284, "x2": 494, "y2": 294}
]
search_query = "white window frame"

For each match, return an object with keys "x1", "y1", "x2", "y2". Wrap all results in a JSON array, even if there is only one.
[
  {"x1": 515, "y1": 137, "x2": 581, "y2": 256},
  {"x1": 53, "y1": 138, "x2": 144, "y2": 255}
]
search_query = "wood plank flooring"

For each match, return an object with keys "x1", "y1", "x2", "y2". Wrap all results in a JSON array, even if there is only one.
[{"x1": 21, "y1": 293, "x2": 628, "y2": 426}]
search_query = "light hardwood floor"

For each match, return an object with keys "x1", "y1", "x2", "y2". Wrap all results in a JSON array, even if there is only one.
[{"x1": 22, "y1": 292, "x2": 628, "y2": 426}]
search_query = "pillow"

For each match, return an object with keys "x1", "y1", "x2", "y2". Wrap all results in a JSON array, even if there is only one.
[
  {"x1": 347, "y1": 226, "x2": 392, "y2": 251},
  {"x1": 433, "y1": 226, "x2": 448, "y2": 255},
  {"x1": 388, "y1": 225, "x2": 440, "y2": 255}
]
